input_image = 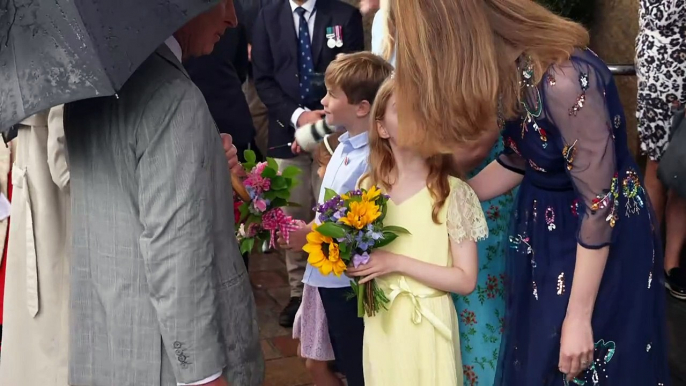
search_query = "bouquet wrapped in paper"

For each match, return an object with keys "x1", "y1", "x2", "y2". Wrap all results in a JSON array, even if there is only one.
[
  {"x1": 303, "y1": 186, "x2": 409, "y2": 317},
  {"x1": 234, "y1": 150, "x2": 303, "y2": 254}
]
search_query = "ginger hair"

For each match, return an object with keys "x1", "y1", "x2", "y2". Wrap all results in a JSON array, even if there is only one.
[
  {"x1": 364, "y1": 77, "x2": 453, "y2": 224},
  {"x1": 392, "y1": 0, "x2": 589, "y2": 155}
]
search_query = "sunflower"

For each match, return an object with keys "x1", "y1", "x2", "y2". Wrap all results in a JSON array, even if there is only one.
[
  {"x1": 339, "y1": 200, "x2": 382, "y2": 229},
  {"x1": 303, "y1": 225, "x2": 347, "y2": 276},
  {"x1": 362, "y1": 185, "x2": 382, "y2": 202}
]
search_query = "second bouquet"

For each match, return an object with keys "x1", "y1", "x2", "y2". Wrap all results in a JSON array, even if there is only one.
[{"x1": 303, "y1": 186, "x2": 409, "y2": 317}]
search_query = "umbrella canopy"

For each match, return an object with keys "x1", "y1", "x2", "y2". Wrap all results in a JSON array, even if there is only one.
[{"x1": 0, "y1": 0, "x2": 220, "y2": 131}]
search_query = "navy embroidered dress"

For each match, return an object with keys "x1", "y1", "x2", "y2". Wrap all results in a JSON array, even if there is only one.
[{"x1": 494, "y1": 49, "x2": 670, "y2": 385}]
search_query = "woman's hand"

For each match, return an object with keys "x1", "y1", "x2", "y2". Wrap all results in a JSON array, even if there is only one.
[
  {"x1": 346, "y1": 250, "x2": 403, "y2": 283},
  {"x1": 558, "y1": 315, "x2": 594, "y2": 381}
]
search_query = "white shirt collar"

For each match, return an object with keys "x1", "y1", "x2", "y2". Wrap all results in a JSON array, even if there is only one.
[
  {"x1": 289, "y1": 0, "x2": 316, "y2": 15},
  {"x1": 164, "y1": 36, "x2": 183, "y2": 63}
]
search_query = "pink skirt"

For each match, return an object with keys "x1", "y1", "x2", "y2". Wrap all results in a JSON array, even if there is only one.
[{"x1": 292, "y1": 284, "x2": 335, "y2": 361}]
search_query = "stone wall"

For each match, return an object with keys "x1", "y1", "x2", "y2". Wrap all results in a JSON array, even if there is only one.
[{"x1": 589, "y1": 0, "x2": 641, "y2": 159}]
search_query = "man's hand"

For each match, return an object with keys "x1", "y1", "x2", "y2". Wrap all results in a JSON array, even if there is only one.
[
  {"x1": 291, "y1": 141, "x2": 302, "y2": 155},
  {"x1": 199, "y1": 376, "x2": 229, "y2": 386},
  {"x1": 359, "y1": 0, "x2": 380, "y2": 15},
  {"x1": 296, "y1": 110, "x2": 325, "y2": 128},
  {"x1": 221, "y1": 133, "x2": 245, "y2": 176}
]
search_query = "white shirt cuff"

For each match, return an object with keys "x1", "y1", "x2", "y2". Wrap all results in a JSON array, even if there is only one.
[
  {"x1": 178, "y1": 371, "x2": 223, "y2": 385},
  {"x1": 291, "y1": 107, "x2": 309, "y2": 129}
]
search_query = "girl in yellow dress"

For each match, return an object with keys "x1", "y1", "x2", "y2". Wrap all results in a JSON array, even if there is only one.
[{"x1": 347, "y1": 77, "x2": 488, "y2": 385}]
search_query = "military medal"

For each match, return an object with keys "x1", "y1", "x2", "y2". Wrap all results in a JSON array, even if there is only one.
[
  {"x1": 334, "y1": 25, "x2": 343, "y2": 48},
  {"x1": 326, "y1": 27, "x2": 336, "y2": 49}
]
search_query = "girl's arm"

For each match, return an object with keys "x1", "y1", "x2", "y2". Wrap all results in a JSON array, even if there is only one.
[{"x1": 469, "y1": 159, "x2": 523, "y2": 201}]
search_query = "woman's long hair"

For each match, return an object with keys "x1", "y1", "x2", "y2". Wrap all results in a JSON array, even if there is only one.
[
  {"x1": 392, "y1": 0, "x2": 589, "y2": 156},
  {"x1": 379, "y1": 0, "x2": 395, "y2": 62},
  {"x1": 365, "y1": 77, "x2": 453, "y2": 224}
]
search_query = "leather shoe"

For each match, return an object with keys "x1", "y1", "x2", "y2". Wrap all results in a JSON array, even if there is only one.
[
  {"x1": 666, "y1": 267, "x2": 686, "y2": 300},
  {"x1": 279, "y1": 297, "x2": 302, "y2": 327}
]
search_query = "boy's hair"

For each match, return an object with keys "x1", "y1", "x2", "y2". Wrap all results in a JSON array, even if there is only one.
[{"x1": 324, "y1": 52, "x2": 394, "y2": 105}]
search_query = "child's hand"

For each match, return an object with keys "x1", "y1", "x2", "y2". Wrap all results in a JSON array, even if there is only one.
[
  {"x1": 278, "y1": 221, "x2": 308, "y2": 251},
  {"x1": 347, "y1": 250, "x2": 403, "y2": 284}
]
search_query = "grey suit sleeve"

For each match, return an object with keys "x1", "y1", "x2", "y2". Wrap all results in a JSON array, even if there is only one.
[{"x1": 136, "y1": 80, "x2": 225, "y2": 384}]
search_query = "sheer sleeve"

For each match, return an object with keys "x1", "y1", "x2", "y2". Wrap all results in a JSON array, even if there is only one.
[
  {"x1": 542, "y1": 58, "x2": 617, "y2": 249},
  {"x1": 447, "y1": 178, "x2": 488, "y2": 244},
  {"x1": 497, "y1": 136, "x2": 527, "y2": 174}
]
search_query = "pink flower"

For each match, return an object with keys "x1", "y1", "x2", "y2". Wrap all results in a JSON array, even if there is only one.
[
  {"x1": 246, "y1": 223, "x2": 261, "y2": 238},
  {"x1": 254, "y1": 162, "x2": 267, "y2": 175},
  {"x1": 253, "y1": 198, "x2": 268, "y2": 213}
]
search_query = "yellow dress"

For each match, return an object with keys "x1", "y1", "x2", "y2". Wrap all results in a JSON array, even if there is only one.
[{"x1": 361, "y1": 177, "x2": 488, "y2": 386}]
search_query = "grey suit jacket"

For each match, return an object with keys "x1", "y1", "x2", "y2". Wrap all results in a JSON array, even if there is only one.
[{"x1": 64, "y1": 45, "x2": 264, "y2": 386}]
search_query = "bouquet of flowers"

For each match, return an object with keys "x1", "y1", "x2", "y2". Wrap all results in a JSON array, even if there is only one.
[
  {"x1": 234, "y1": 150, "x2": 303, "y2": 254},
  {"x1": 304, "y1": 186, "x2": 409, "y2": 317}
]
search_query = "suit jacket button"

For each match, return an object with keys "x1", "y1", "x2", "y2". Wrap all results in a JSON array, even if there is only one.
[
  {"x1": 178, "y1": 355, "x2": 187, "y2": 362},
  {"x1": 295, "y1": 73, "x2": 299, "y2": 78},
  {"x1": 175, "y1": 349, "x2": 182, "y2": 355},
  {"x1": 180, "y1": 363, "x2": 188, "y2": 369},
  {"x1": 173, "y1": 342, "x2": 182, "y2": 349}
]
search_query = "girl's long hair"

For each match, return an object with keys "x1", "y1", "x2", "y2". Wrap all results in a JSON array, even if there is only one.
[
  {"x1": 392, "y1": 0, "x2": 589, "y2": 155},
  {"x1": 365, "y1": 77, "x2": 453, "y2": 224}
]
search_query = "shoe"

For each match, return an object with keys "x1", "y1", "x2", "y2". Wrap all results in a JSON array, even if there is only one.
[
  {"x1": 279, "y1": 296, "x2": 302, "y2": 327},
  {"x1": 665, "y1": 268, "x2": 686, "y2": 300}
]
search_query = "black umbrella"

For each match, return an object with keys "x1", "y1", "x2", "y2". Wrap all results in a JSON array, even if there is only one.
[{"x1": 0, "y1": 0, "x2": 220, "y2": 131}]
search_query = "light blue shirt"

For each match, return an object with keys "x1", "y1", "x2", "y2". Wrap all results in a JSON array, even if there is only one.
[
  {"x1": 371, "y1": 10, "x2": 396, "y2": 67},
  {"x1": 302, "y1": 131, "x2": 370, "y2": 288}
]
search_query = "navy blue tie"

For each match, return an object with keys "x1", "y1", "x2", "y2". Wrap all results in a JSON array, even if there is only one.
[{"x1": 295, "y1": 7, "x2": 315, "y2": 105}]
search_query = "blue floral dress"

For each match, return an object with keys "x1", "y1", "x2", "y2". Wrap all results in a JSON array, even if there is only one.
[
  {"x1": 453, "y1": 141, "x2": 514, "y2": 386},
  {"x1": 494, "y1": 49, "x2": 670, "y2": 385}
]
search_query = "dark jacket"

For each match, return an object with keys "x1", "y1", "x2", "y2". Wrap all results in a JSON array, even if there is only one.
[{"x1": 251, "y1": 0, "x2": 364, "y2": 158}]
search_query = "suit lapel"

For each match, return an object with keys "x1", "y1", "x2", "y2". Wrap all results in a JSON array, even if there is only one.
[
  {"x1": 156, "y1": 45, "x2": 190, "y2": 79},
  {"x1": 312, "y1": 1, "x2": 331, "y2": 67},
  {"x1": 280, "y1": 2, "x2": 299, "y2": 61}
]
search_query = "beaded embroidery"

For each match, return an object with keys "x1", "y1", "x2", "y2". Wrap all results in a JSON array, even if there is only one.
[
  {"x1": 562, "y1": 140, "x2": 578, "y2": 171},
  {"x1": 556, "y1": 272, "x2": 565, "y2": 295},
  {"x1": 509, "y1": 234, "x2": 537, "y2": 300},
  {"x1": 529, "y1": 159, "x2": 546, "y2": 172},
  {"x1": 569, "y1": 72, "x2": 590, "y2": 116},
  {"x1": 590, "y1": 173, "x2": 619, "y2": 227},
  {"x1": 518, "y1": 56, "x2": 546, "y2": 149},
  {"x1": 565, "y1": 339, "x2": 616, "y2": 386},
  {"x1": 505, "y1": 137, "x2": 521, "y2": 156},
  {"x1": 545, "y1": 207, "x2": 556, "y2": 231},
  {"x1": 613, "y1": 115, "x2": 621, "y2": 129},
  {"x1": 622, "y1": 169, "x2": 645, "y2": 217},
  {"x1": 571, "y1": 199, "x2": 580, "y2": 217}
]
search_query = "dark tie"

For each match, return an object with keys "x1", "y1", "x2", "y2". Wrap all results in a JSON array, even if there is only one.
[{"x1": 295, "y1": 6, "x2": 315, "y2": 105}]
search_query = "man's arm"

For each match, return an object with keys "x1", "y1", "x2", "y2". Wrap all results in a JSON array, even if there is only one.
[
  {"x1": 137, "y1": 81, "x2": 225, "y2": 384},
  {"x1": 341, "y1": 8, "x2": 365, "y2": 53},
  {"x1": 251, "y1": 9, "x2": 302, "y2": 129}
]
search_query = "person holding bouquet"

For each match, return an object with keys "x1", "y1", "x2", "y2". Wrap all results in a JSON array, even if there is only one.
[
  {"x1": 347, "y1": 77, "x2": 487, "y2": 386},
  {"x1": 280, "y1": 52, "x2": 393, "y2": 386}
]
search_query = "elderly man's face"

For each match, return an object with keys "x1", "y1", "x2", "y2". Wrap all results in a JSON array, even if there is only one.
[{"x1": 176, "y1": 0, "x2": 237, "y2": 59}]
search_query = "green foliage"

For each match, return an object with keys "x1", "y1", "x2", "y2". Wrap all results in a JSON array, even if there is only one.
[{"x1": 535, "y1": 0, "x2": 595, "y2": 27}]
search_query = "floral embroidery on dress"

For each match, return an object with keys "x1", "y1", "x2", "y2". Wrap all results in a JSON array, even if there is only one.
[
  {"x1": 529, "y1": 159, "x2": 546, "y2": 172},
  {"x1": 562, "y1": 140, "x2": 578, "y2": 171},
  {"x1": 545, "y1": 207, "x2": 556, "y2": 231},
  {"x1": 504, "y1": 137, "x2": 521, "y2": 156},
  {"x1": 556, "y1": 272, "x2": 566, "y2": 295},
  {"x1": 613, "y1": 115, "x2": 622, "y2": 129},
  {"x1": 569, "y1": 72, "x2": 590, "y2": 116},
  {"x1": 509, "y1": 234, "x2": 537, "y2": 299},
  {"x1": 622, "y1": 169, "x2": 645, "y2": 216},
  {"x1": 571, "y1": 199, "x2": 580, "y2": 216},
  {"x1": 565, "y1": 339, "x2": 617, "y2": 386},
  {"x1": 590, "y1": 172, "x2": 619, "y2": 227}
]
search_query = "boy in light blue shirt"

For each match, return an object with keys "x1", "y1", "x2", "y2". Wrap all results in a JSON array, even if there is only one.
[{"x1": 280, "y1": 52, "x2": 393, "y2": 386}]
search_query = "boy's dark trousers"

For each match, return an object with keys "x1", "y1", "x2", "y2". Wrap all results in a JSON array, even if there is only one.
[{"x1": 318, "y1": 287, "x2": 365, "y2": 386}]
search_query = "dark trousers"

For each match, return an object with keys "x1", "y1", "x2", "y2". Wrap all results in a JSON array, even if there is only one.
[{"x1": 318, "y1": 287, "x2": 365, "y2": 386}]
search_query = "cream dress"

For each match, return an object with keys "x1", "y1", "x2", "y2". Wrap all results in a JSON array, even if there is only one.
[{"x1": 362, "y1": 177, "x2": 487, "y2": 386}]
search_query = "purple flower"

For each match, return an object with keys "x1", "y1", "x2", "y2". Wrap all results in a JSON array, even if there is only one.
[{"x1": 353, "y1": 252, "x2": 370, "y2": 268}]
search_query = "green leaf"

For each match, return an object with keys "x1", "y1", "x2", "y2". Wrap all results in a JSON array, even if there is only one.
[
  {"x1": 240, "y1": 238, "x2": 255, "y2": 254},
  {"x1": 244, "y1": 150, "x2": 257, "y2": 164},
  {"x1": 271, "y1": 176, "x2": 287, "y2": 190},
  {"x1": 261, "y1": 167, "x2": 277, "y2": 178},
  {"x1": 266, "y1": 157, "x2": 279, "y2": 172},
  {"x1": 373, "y1": 232, "x2": 399, "y2": 249},
  {"x1": 315, "y1": 223, "x2": 347, "y2": 239},
  {"x1": 238, "y1": 203, "x2": 249, "y2": 222},
  {"x1": 382, "y1": 225, "x2": 411, "y2": 235},
  {"x1": 243, "y1": 162, "x2": 256, "y2": 172},
  {"x1": 263, "y1": 190, "x2": 278, "y2": 200},
  {"x1": 275, "y1": 189, "x2": 290, "y2": 199},
  {"x1": 324, "y1": 188, "x2": 338, "y2": 201},
  {"x1": 281, "y1": 165, "x2": 302, "y2": 179},
  {"x1": 271, "y1": 197, "x2": 287, "y2": 208}
]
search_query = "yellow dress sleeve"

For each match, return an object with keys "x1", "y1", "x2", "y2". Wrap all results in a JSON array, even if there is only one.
[{"x1": 447, "y1": 178, "x2": 488, "y2": 244}]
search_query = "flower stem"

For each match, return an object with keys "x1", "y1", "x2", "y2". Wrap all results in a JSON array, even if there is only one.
[{"x1": 357, "y1": 279, "x2": 365, "y2": 318}]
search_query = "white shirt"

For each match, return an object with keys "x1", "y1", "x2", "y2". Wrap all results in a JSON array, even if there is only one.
[
  {"x1": 164, "y1": 36, "x2": 224, "y2": 386},
  {"x1": 289, "y1": 0, "x2": 318, "y2": 128}
]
